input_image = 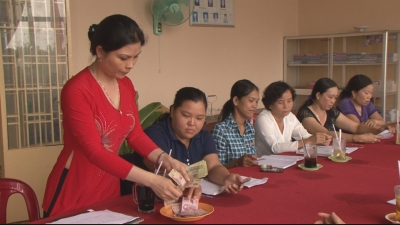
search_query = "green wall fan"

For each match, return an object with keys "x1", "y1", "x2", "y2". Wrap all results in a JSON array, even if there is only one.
[{"x1": 151, "y1": 0, "x2": 194, "y2": 35}]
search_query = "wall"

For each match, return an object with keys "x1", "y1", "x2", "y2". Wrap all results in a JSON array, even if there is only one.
[
  {"x1": 69, "y1": 0, "x2": 299, "y2": 110},
  {"x1": 298, "y1": 0, "x2": 400, "y2": 112},
  {"x1": 298, "y1": 0, "x2": 400, "y2": 35}
]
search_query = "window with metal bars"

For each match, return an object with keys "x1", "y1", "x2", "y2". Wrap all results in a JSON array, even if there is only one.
[{"x1": 0, "y1": 0, "x2": 68, "y2": 149}]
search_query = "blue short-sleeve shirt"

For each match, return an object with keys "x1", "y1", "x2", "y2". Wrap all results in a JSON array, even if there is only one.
[{"x1": 132, "y1": 117, "x2": 217, "y2": 168}]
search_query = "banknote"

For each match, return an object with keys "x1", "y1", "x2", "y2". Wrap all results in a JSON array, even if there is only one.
[
  {"x1": 170, "y1": 203, "x2": 181, "y2": 214},
  {"x1": 184, "y1": 178, "x2": 203, "y2": 188},
  {"x1": 186, "y1": 160, "x2": 208, "y2": 179},
  {"x1": 177, "y1": 208, "x2": 208, "y2": 217},
  {"x1": 168, "y1": 169, "x2": 187, "y2": 187},
  {"x1": 181, "y1": 197, "x2": 199, "y2": 213}
]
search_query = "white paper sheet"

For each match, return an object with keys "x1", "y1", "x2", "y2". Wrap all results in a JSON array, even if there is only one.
[
  {"x1": 200, "y1": 179, "x2": 224, "y2": 196},
  {"x1": 240, "y1": 176, "x2": 268, "y2": 188},
  {"x1": 387, "y1": 199, "x2": 396, "y2": 205},
  {"x1": 257, "y1": 155, "x2": 298, "y2": 169},
  {"x1": 296, "y1": 146, "x2": 358, "y2": 157},
  {"x1": 378, "y1": 130, "x2": 394, "y2": 140},
  {"x1": 48, "y1": 209, "x2": 138, "y2": 224},
  {"x1": 200, "y1": 176, "x2": 268, "y2": 196},
  {"x1": 266, "y1": 155, "x2": 304, "y2": 161}
]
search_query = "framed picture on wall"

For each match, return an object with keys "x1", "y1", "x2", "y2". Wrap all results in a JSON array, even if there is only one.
[{"x1": 190, "y1": 0, "x2": 235, "y2": 27}]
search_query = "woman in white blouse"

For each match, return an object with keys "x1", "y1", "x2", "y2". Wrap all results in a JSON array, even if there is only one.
[{"x1": 255, "y1": 81, "x2": 332, "y2": 156}]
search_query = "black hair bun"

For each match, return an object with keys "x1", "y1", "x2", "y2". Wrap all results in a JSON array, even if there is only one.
[{"x1": 88, "y1": 24, "x2": 98, "y2": 41}]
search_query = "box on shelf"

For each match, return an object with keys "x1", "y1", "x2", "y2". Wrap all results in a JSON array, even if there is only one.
[
  {"x1": 387, "y1": 81, "x2": 397, "y2": 92},
  {"x1": 386, "y1": 109, "x2": 397, "y2": 122},
  {"x1": 373, "y1": 80, "x2": 381, "y2": 92}
]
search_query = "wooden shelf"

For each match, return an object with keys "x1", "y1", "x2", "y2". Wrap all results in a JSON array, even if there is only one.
[{"x1": 288, "y1": 62, "x2": 398, "y2": 66}]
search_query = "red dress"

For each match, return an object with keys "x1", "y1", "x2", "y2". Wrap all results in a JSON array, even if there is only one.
[{"x1": 42, "y1": 67, "x2": 158, "y2": 216}]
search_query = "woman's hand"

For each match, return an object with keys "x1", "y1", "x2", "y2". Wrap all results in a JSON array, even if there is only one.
[
  {"x1": 183, "y1": 186, "x2": 202, "y2": 199},
  {"x1": 355, "y1": 133, "x2": 382, "y2": 143},
  {"x1": 236, "y1": 154, "x2": 258, "y2": 167},
  {"x1": 384, "y1": 124, "x2": 396, "y2": 134},
  {"x1": 306, "y1": 133, "x2": 332, "y2": 146},
  {"x1": 362, "y1": 119, "x2": 379, "y2": 128},
  {"x1": 149, "y1": 175, "x2": 183, "y2": 202},
  {"x1": 160, "y1": 154, "x2": 190, "y2": 182},
  {"x1": 221, "y1": 174, "x2": 246, "y2": 194},
  {"x1": 314, "y1": 212, "x2": 345, "y2": 224}
]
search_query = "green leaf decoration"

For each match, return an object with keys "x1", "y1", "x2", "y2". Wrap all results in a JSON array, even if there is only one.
[
  {"x1": 139, "y1": 102, "x2": 163, "y2": 130},
  {"x1": 119, "y1": 100, "x2": 165, "y2": 156}
]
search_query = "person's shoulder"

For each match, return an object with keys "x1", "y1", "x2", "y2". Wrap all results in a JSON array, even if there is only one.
[
  {"x1": 366, "y1": 101, "x2": 377, "y2": 109},
  {"x1": 286, "y1": 112, "x2": 299, "y2": 121},
  {"x1": 327, "y1": 107, "x2": 340, "y2": 118},
  {"x1": 62, "y1": 67, "x2": 94, "y2": 94},
  {"x1": 296, "y1": 105, "x2": 312, "y2": 121},
  {"x1": 144, "y1": 118, "x2": 169, "y2": 136},
  {"x1": 119, "y1": 76, "x2": 135, "y2": 90},
  {"x1": 198, "y1": 129, "x2": 215, "y2": 142},
  {"x1": 255, "y1": 109, "x2": 273, "y2": 122},
  {"x1": 297, "y1": 105, "x2": 311, "y2": 115},
  {"x1": 337, "y1": 98, "x2": 351, "y2": 107},
  {"x1": 214, "y1": 119, "x2": 229, "y2": 129}
]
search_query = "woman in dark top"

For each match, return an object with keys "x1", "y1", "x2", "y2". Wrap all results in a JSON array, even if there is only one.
[
  {"x1": 297, "y1": 78, "x2": 387, "y2": 143},
  {"x1": 131, "y1": 87, "x2": 247, "y2": 199}
]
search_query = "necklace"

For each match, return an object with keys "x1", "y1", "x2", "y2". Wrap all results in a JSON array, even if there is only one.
[
  {"x1": 89, "y1": 66, "x2": 122, "y2": 115},
  {"x1": 309, "y1": 105, "x2": 326, "y2": 125}
]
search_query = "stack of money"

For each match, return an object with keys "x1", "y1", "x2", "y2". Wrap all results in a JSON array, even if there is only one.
[
  {"x1": 165, "y1": 160, "x2": 208, "y2": 206},
  {"x1": 170, "y1": 197, "x2": 208, "y2": 218},
  {"x1": 168, "y1": 160, "x2": 208, "y2": 188}
]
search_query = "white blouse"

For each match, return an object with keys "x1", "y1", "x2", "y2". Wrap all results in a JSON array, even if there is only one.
[{"x1": 254, "y1": 109, "x2": 312, "y2": 156}]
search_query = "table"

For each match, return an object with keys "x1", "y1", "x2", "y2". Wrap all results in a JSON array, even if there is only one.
[{"x1": 32, "y1": 138, "x2": 399, "y2": 224}]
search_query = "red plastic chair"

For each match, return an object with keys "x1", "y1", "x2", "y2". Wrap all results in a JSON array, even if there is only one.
[{"x1": 0, "y1": 178, "x2": 40, "y2": 223}]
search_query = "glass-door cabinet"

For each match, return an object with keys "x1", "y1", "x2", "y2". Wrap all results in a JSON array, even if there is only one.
[{"x1": 284, "y1": 31, "x2": 400, "y2": 123}]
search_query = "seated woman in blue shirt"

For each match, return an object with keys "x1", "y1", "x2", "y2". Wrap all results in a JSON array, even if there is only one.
[
  {"x1": 336, "y1": 74, "x2": 390, "y2": 129},
  {"x1": 132, "y1": 87, "x2": 247, "y2": 199},
  {"x1": 211, "y1": 79, "x2": 259, "y2": 169}
]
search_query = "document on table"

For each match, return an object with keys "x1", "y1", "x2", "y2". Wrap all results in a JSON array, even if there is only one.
[
  {"x1": 201, "y1": 178, "x2": 224, "y2": 196},
  {"x1": 296, "y1": 146, "x2": 358, "y2": 157},
  {"x1": 201, "y1": 176, "x2": 268, "y2": 196},
  {"x1": 378, "y1": 130, "x2": 394, "y2": 140},
  {"x1": 257, "y1": 155, "x2": 300, "y2": 169},
  {"x1": 240, "y1": 176, "x2": 268, "y2": 188},
  {"x1": 48, "y1": 209, "x2": 143, "y2": 224},
  {"x1": 387, "y1": 199, "x2": 396, "y2": 205}
]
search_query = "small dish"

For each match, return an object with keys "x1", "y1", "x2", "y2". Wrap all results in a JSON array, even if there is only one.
[
  {"x1": 160, "y1": 202, "x2": 214, "y2": 222},
  {"x1": 385, "y1": 212, "x2": 400, "y2": 224},
  {"x1": 328, "y1": 156, "x2": 352, "y2": 163},
  {"x1": 298, "y1": 164, "x2": 323, "y2": 171}
]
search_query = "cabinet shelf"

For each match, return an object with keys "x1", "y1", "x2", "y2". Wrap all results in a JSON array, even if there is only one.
[
  {"x1": 284, "y1": 31, "x2": 400, "y2": 121},
  {"x1": 288, "y1": 62, "x2": 398, "y2": 66},
  {"x1": 295, "y1": 89, "x2": 312, "y2": 95}
]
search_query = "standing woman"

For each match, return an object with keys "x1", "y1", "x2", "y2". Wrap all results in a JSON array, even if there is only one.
[
  {"x1": 42, "y1": 15, "x2": 189, "y2": 217},
  {"x1": 255, "y1": 81, "x2": 331, "y2": 156},
  {"x1": 337, "y1": 74, "x2": 394, "y2": 131},
  {"x1": 297, "y1": 78, "x2": 386, "y2": 143},
  {"x1": 211, "y1": 79, "x2": 259, "y2": 169}
]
